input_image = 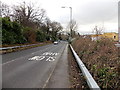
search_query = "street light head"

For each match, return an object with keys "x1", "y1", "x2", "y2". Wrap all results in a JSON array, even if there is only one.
[
  {"x1": 61, "y1": 6, "x2": 66, "y2": 8},
  {"x1": 61, "y1": 6, "x2": 72, "y2": 9}
]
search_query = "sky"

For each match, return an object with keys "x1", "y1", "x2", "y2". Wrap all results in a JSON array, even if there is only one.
[{"x1": 1, "y1": 0, "x2": 120, "y2": 34}]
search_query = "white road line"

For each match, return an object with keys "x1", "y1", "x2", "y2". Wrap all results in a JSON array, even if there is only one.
[{"x1": 2, "y1": 59, "x2": 18, "y2": 65}]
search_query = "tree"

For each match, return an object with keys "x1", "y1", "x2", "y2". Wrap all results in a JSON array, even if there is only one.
[
  {"x1": 2, "y1": 17, "x2": 26, "y2": 44},
  {"x1": 1, "y1": 2, "x2": 11, "y2": 17},
  {"x1": 10, "y1": 2, "x2": 48, "y2": 43},
  {"x1": 93, "y1": 26, "x2": 103, "y2": 40},
  {"x1": 67, "y1": 20, "x2": 78, "y2": 37},
  {"x1": 44, "y1": 18, "x2": 51, "y2": 35},
  {"x1": 1, "y1": 1, "x2": 64, "y2": 44},
  {"x1": 36, "y1": 30, "x2": 46, "y2": 42},
  {"x1": 23, "y1": 27, "x2": 36, "y2": 43},
  {"x1": 70, "y1": 20, "x2": 78, "y2": 37},
  {"x1": 12, "y1": 2, "x2": 46, "y2": 28},
  {"x1": 50, "y1": 21, "x2": 63, "y2": 40}
]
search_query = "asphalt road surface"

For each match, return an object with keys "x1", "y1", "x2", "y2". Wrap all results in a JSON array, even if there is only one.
[{"x1": 2, "y1": 41, "x2": 69, "y2": 88}]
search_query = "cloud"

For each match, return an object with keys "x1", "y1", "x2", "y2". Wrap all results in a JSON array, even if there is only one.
[
  {"x1": 73, "y1": 1, "x2": 118, "y2": 25},
  {"x1": 2, "y1": 0, "x2": 119, "y2": 33}
]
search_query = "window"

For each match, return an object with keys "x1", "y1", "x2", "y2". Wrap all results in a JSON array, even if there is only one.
[{"x1": 114, "y1": 36, "x2": 116, "y2": 39}]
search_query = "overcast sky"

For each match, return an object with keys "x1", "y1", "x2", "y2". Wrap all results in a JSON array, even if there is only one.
[{"x1": 1, "y1": 0, "x2": 120, "y2": 34}]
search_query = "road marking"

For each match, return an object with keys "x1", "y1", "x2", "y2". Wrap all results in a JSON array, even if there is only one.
[
  {"x1": 28, "y1": 56, "x2": 56, "y2": 62},
  {"x1": 46, "y1": 57, "x2": 55, "y2": 62},
  {"x1": 28, "y1": 52, "x2": 59, "y2": 62},
  {"x1": 28, "y1": 56, "x2": 45, "y2": 61},
  {"x1": 42, "y1": 52, "x2": 59, "y2": 56},
  {"x1": 2, "y1": 59, "x2": 17, "y2": 65}
]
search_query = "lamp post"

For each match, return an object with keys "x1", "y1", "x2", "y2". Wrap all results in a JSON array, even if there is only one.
[
  {"x1": 118, "y1": 1, "x2": 120, "y2": 57},
  {"x1": 118, "y1": 1, "x2": 120, "y2": 43},
  {"x1": 61, "y1": 6, "x2": 72, "y2": 38}
]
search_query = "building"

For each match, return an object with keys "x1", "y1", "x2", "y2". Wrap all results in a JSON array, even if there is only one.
[{"x1": 91, "y1": 32, "x2": 118, "y2": 41}]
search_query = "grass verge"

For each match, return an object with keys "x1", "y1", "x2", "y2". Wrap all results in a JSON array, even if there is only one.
[{"x1": 68, "y1": 46, "x2": 89, "y2": 89}]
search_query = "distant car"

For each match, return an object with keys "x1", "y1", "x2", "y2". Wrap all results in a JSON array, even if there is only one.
[
  {"x1": 58, "y1": 40, "x2": 60, "y2": 42},
  {"x1": 54, "y1": 41, "x2": 58, "y2": 45}
]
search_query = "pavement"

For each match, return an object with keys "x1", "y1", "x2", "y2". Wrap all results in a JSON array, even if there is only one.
[
  {"x1": 2, "y1": 41, "x2": 70, "y2": 88},
  {"x1": 46, "y1": 44, "x2": 70, "y2": 88}
]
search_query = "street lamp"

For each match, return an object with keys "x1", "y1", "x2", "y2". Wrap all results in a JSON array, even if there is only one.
[
  {"x1": 61, "y1": 6, "x2": 72, "y2": 38},
  {"x1": 118, "y1": 1, "x2": 120, "y2": 43}
]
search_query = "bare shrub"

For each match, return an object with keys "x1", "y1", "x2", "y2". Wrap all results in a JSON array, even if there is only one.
[{"x1": 72, "y1": 37, "x2": 120, "y2": 89}]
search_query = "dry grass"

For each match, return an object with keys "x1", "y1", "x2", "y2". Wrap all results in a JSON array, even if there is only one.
[{"x1": 72, "y1": 36, "x2": 120, "y2": 89}]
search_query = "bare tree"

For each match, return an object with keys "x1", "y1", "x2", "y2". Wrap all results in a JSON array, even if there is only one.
[
  {"x1": 9, "y1": 1, "x2": 47, "y2": 43},
  {"x1": 71, "y1": 20, "x2": 78, "y2": 31},
  {"x1": 67, "y1": 20, "x2": 78, "y2": 37},
  {"x1": 42, "y1": 17, "x2": 51, "y2": 34},
  {"x1": 93, "y1": 26, "x2": 103, "y2": 40},
  {"x1": 50, "y1": 21, "x2": 63, "y2": 38},
  {"x1": 12, "y1": 2, "x2": 46, "y2": 28},
  {"x1": 71, "y1": 20, "x2": 78, "y2": 37},
  {"x1": 1, "y1": 2, "x2": 11, "y2": 17}
]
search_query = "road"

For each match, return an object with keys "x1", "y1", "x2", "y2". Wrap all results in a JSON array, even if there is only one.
[{"x1": 2, "y1": 41, "x2": 69, "y2": 88}]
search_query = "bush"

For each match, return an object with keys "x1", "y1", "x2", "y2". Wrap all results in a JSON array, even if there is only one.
[
  {"x1": 12, "y1": 21, "x2": 22, "y2": 35},
  {"x1": 2, "y1": 17, "x2": 13, "y2": 32},
  {"x1": 2, "y1": 29, "x2": 16, "y2": 44},
  {"x1": 36, "y1": 30, "x2": 46, "y2": 42},
  {"x1": 2, "y1": 17, "x2": 26, "y2": 44},
  {"x1": 23, "y1": 27, "x2": 36, "y2": 43},
  {"x1": 72, "y1": 37, "x2": 120, "y2": 89}
]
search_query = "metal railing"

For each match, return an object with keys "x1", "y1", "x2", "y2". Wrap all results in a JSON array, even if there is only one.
[
  {"x1": 0, "y1": 43, "x2": 43, "y2": 50},
  {"x1": 70, "y1": 44, "x2": 100, "y2": 90}
]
